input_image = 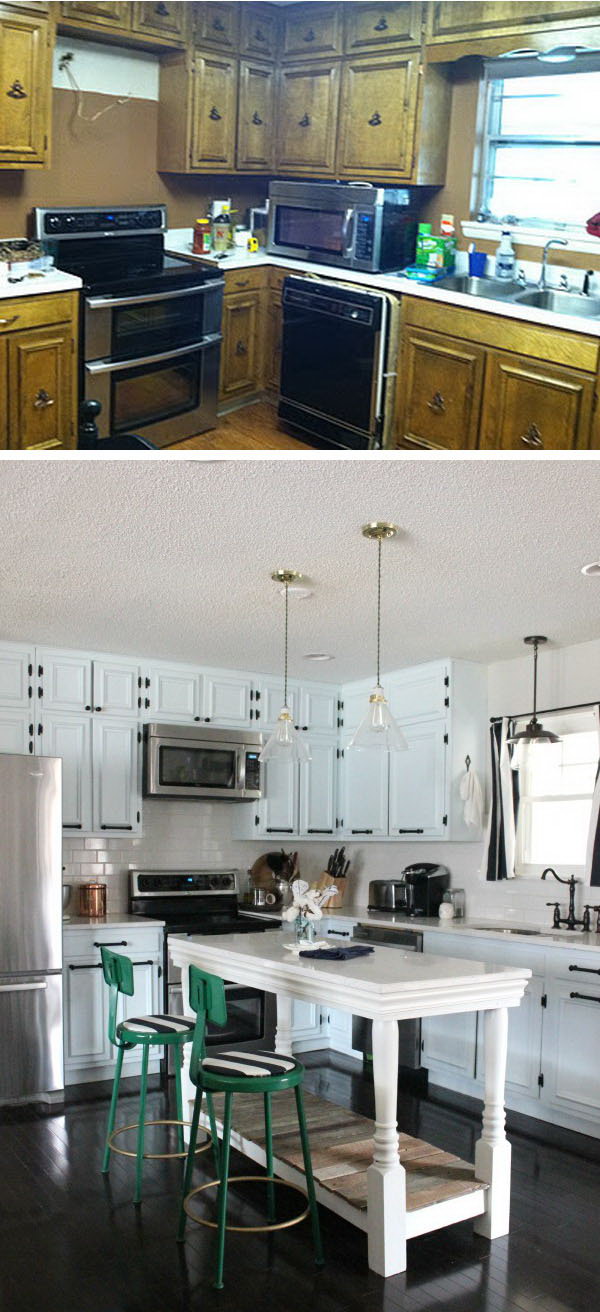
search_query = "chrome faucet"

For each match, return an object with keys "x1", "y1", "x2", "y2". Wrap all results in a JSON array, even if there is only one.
[{"x1": 538, "y1": 238, "x2": 568, "y2": 291}]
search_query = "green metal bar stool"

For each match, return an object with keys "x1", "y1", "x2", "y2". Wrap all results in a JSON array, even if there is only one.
[
  {"x1": 177, "y1": 963, "x2": 324, "y2": 1291},
  {"x1": 100, "y1": 946, "x2": 215, "y2": 1204}
]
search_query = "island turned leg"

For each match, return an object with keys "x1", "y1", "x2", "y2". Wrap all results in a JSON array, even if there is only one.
[
  {"x1": 367, "y1": 1018, "x2": 407, "y2": 1277},
  {"x1": 274, "y1": 992, "x2": 294, "y2": 1056},
  {"x1": 474, "y1": 1006, "x2": 511, "y2": 1239}
]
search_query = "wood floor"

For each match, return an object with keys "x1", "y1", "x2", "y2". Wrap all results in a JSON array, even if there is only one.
[
  {"x1": 170, "y1": 401, "x2": 312, "y2": 452},
  {"x1": 2, "y1": 1052, "x2": 599, "y2": 1312}
]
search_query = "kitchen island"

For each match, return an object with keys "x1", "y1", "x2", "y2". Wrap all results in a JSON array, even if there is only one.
[{"x1": 169, "y1": 930, "x2": 530, "y2": 1277}]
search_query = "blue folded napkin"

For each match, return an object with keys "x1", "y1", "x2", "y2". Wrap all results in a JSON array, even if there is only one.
[{"x1": 298, "y1": 945, "x2": 374, "y2": 961}]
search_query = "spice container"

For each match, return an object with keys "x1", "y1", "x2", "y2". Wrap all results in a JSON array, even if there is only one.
[
  {"x1": 193, "y1": 219, "x2": 212, "y2": 255},
  {"x1": 79, "y1": 882, "x2": 107, "y2": 918}
]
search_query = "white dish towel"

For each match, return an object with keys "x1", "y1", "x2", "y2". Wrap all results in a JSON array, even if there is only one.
[{"x1": 460, "y1": 768, "x2": 484, "y2": 829}]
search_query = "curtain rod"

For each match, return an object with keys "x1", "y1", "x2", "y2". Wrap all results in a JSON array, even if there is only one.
[{"x1": 490, "y1": 699, "x2": 599, "y2": 724}]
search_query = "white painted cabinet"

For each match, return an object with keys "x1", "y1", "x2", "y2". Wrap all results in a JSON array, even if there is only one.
[
  {"x1": 146, "y1": 663, "x2": 203, "y2": 722},
  {"x1": 64, "y1": 959, "x2": 110, "y2": 1073},
  {"x1": 387, "y1": 661, "x2": 448, "y2": 722},
  {"x1": 258, "y1": 677, "x2": 299, "y2": 731},
  {"x1": 0, "y1": 645, "x2": 34, "y2": 708},
  {"x1": 38, "y1": 650, "x2": 92, "y2": 713},
  {"x1": 259, "y1": 757, "x2": 299, "y2": 837},
  {"x1": 542, "y1": 974, "x2": 600, "y2": 1124},
  {"x1": 476, "y1": 971, "x2": 545, "y2": 1100},
  {"x1": 93, "y1": 718, "x2": 141, "y2": 834},
  {"x1": 291, "y1": 999, "x2": 327, "y2": 1051},
  {"x1": 63, "y1": 924, "x2": 162, "y2": 1084},
  {"x1": 299, "y1": 738, "x2": 337, "y2": 837},
  {"x1": 40, "y1": 712, "x2": 93, "y2": 833},
  {"x1": 388, "y1": 719, "x2": 447, "y2": 838},
  {"x1": 0, "y1": 709, "x2": 34, "y2": 755},
  {"x1": 339, "y1": 736, "x2": 389, "y2": 837},
  {"x1": 203, "y1": 672, "x2": 254, "y2": 727},
  {"x1": 421, "y1": 1009, "x2": 478, "y2": 1080},
  {"x1": 300, "y1": 685, "x2": 338, "y2": 735},
  {"x1": 93, "y1": 659, "x2": 141, "y2": 717}
]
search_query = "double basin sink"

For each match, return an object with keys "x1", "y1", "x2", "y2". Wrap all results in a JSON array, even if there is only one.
[{"x1": 435, "y1": 275, "x2": 600, "y2": 321}]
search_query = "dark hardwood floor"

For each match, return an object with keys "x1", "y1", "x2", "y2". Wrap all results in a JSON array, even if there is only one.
[{"x1": 1, "y1": 1054, "x2": 598, "y2": 1312}]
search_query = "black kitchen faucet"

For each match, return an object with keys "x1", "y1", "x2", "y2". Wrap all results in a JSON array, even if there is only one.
[{"x1": 541, "y1": 867, "x2": 590, "y2": 931}]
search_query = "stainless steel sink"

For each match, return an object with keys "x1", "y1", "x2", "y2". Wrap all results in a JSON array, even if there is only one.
[
  {"x1": 514, "y1": 289, "x2": 600, "y2": 318},
  {"x1": 468, "y1": 925, "x2": 544, "y2": 936},
  {"x1": 434, "y1": 275, "x2": 520, "y2": 301}
]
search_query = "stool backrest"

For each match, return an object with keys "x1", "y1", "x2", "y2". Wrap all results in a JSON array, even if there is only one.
[
  {"x1": 187, "y1": 964, "x2": 228, "y2": 1087},
  {"x1": 101, "y1": 947, "x2": 134, "y2": 1046}
]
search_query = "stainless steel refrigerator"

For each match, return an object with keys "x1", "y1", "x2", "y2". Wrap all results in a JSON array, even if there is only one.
[{"x1": 0, "y1": 754, "x2": 64, "y2": 1104}]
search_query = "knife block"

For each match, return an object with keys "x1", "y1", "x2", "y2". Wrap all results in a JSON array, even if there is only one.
[{"x1": 313, "y1": 872, "x2": 346, "y2": 909}]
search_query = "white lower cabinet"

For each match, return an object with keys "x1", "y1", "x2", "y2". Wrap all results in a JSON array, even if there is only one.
[
  {"x1": 422, "y1": 1009, "x2": 478, "y2": 1080},
  {"x1": 63, "y1": 925, "x2": 162, "y2": 1084},
  {"x1": 476, "y1": 971, "x2": 545, "y2": 1101},
  {"x1": 541, "y1": 974, "x2": 600, "y2": 1122},
  {"x1": 290, "y1": 999, "x2": 327, "y2": 1051}
]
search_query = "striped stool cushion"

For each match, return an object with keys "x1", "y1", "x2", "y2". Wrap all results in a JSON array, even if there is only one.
[
  {"x1": 200, "y1": 1050, "x2": 300, "y2": 1079},
  {"x1": 118, "y1": 1014, "x2": 195, "y2": 1037}
]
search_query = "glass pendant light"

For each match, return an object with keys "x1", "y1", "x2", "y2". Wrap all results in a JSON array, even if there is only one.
[
  {"x1": 259, "y1": 570, "x2": 311, "y2": 764},
  {"x1": 507, "y1": 635, "x2": 560, "y2": 768},
  {"x1": 348, "y1": 523, "x2": 408, "y2": 753}
]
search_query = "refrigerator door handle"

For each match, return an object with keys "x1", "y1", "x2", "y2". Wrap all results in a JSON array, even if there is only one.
[{"x1": 0, "y1": 980, "x2": 48, "y2": 993}]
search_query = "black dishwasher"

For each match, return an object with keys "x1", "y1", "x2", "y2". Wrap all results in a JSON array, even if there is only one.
[
  {"x1": 279, "y1": 276, "x2": 398, "y2": 450},
  {"x1": 351, "y1": 923, "x2": 426, "y2": 1083}
]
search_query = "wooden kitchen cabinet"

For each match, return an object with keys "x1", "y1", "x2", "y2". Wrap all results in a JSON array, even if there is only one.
[
  {"x1": 277, "y1": 60, "x2": 341, "y2": 175},
  {"x1": 427, "y1": 2, "x2": 600, "y2": 45},
  {"x1": 8, "y1": 322, "x2": 75, "y2": 450},
  {"x1": 344, "y1": 2, "x2": 423, "y2": 53},
  {"x1": 0, "y1": 6, "x2": 51, "y2": 168},
  {"x1": 480, "y1": 351, "x2": 595, "y2": 451},
  {"x1": 219, "y1": 290, "x2": 262, "y2": 402},
  {"x1": 281, "y1": 2, "x2": 342, "y2": 61},
  {"x1": 59, "y1": 1, "x2": 130, "y2": 30},
  {"x1": 237, "y1": 58, "x2": 276, "y2": 172},
  {"x1": 192, "y1": 1, "x2": 240, "y2": 51},
  {"x1": 0, "y1": 334, "x2": 6, "y2": 446},
  {"x1": 398, "y1": 327, "x2": 485, "y2": 450},
  {"x1": 262, "y1": 288, "x2": 284, "y2": 395},
  {"x1": 159, "y1": 49, "x2": 238, "y2": 172},
  {"x1": 240, "y1": 2, "x2": 279, "y2": 60},
  {"x1": 131, "y1": 2, "x2": 188, "y2": 44},
  {"x1": 337, "y1": 55, "x2": 450, "y2": 184}
]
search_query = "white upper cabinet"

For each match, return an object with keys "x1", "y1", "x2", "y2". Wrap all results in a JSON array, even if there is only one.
[
  {"x1": 387, "y1": 661, "x2": 449, "y2": 722},
  {"x1": 146, "y1": 663, "x2": 203, "y2": 722},
  {"x1": 37, "y1": 649, "x2": 92, "y2": 713},
  {"x1": 299, "y1": 739, "x2": 337, "y2": 837},
  {"x1": 92, "y1": 659, "x2": 140, "y2": 717},
  {"x1": 338, "y1": 681, "x2": 372, "y2": 733},
  {"x1": 40, "y1": 712, "x2": 93, "y2": 834},
  {"x1": 0, "y1": 709, "x2": 34, "y2": 755},
  {"x1": 258, "y1": 677, "x2": 300, "y2": 731},
  {"x1": 259, "y1": 757, "x2": 299, "y2": 837},
  {"x1": 299, "y1": 685, "x2": 339, "y2": 735},
  {"x1": 92, "y1": 718, "x2": 141, "y2": 834},
  {"x1": 388, "y1": 719, "x2": 447, "y2": 838},
  {"x1": 203, "y1": 671, "x2": 254, "y2": 728},
  {"x1": 340, "y1": 735, "x2": 389, "y2": 838},
  {"x1": 0, "y1": 645, "x2": 34, "y2": 709}
]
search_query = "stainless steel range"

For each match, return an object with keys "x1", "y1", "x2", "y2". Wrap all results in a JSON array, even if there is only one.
[
  {"x1": 33, "y1": 205, "x2": 224, "y2": 446},
  {"x1": 130, "y1": 870, "x2": 279, "y2": 1066}
]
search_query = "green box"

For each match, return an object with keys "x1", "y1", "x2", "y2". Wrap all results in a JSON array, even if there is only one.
[{"x1": 415, "y1": 233, "x2": 457, "y2": 271}]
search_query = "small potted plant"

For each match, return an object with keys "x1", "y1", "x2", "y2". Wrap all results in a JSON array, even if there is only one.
[{"x1": 282, "y1": 879, "x2": 338, "y2": 945}]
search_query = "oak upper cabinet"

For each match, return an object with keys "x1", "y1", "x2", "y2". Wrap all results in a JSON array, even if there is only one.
[
  {"x1": 281, "y1": 3, "x2": 342, "y2": 61},
  {"x1": 59, "y1": 1, "x2": 130, "y2": 30},
  {"x1": 219, "y1": 290, "x2": 261, "y2": 401},
  {"x1": 192, "y1": 1, "x2": 239, "y2": 51},
  {"x1": 131, "y1": 1, "x2": 188, "y2": 44},
  {"x1": 240, "y1": 2, "x2": 278, "y2": 60},
  {"x1": 480, "y1": 351, "x2": 595, "y2": 451},
  {"x1": 0, "y1": 335, "x2": 6, "y2": 444},
  {"x1": 427, "y1": 2, "x2": 600, "y2": 46},
  {"x1": 277, "y1": 61, "x2": 341, "y2": 175},
  {"x1": 0, "y1": 7, "x2": 51, "y2": 168},
  {"x1": 344, "y1": 2, "x2": 423, "y2": 53},
  {"x1": 237, "y1": 58, "x2": 276, "y2": 172},
  {"x1": 398, "y1": 328, "x2": 485, "y2": 450},
  {"x1": 8, "y1": 323, "x2": 74, "y2": 450},
  {"x1": 190, "y1": 51, "x2": 238, "y2": 170},
  {"x1": 337, "y1": 52, "x2": 420, "y2": 180}
]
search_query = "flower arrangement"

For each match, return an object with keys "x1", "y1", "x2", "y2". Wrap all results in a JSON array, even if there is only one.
[{"x1": 282, "y1": 879, "x2": 338, "y2": 944}]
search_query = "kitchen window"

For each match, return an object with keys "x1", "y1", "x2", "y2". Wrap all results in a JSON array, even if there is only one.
[
  {"x1": 477, "y1": 55, "x2": 600, "y2": 236},
  {"x1": 515, "y1": 709, "x2": 599, "y2": 877}
]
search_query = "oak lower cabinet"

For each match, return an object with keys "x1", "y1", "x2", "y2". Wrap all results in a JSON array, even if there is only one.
[
  {"x1": 0, "y1": 5, "x2": 52, "y2": 168},
  {"x1": 276, "y1": 60, "x2": 341, "y2": 175},
  {"x1": 1, "y1": 293, "x2": 78, "y2": 450},
  {"x1": 263, "y1": 288, "x2": 284, "y2": 394},
  {"x1": 237, "y1": 58, "x2": 276, "y2": 171},
  {"x1": 398, "y1": 328, "x2": 485, "y2": 450},
  {"x1": 63, "y1": 924, "x2": 162, "y2": 1084},
  {"x1": 219, "y1": 289, "x2": 262, "y2": 402},
  {"x1": 479, "y1": 351, "x2": 595, "y2": 452}
]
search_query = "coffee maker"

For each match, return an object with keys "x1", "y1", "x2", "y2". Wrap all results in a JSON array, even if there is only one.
[{"x1": 402, "y1": 864, "x2": 450, "y2": 917}]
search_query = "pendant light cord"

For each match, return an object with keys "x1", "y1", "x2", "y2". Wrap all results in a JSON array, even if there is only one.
[
  {"x1": 532, "y1": 638, "x2": 538, "y2": 722},
  {"x1": 376, "y1": 536, "x2": 382, "y2": 687},
  {"x1": 284, "y1": 582, "x2": 289, "y2": 707}
]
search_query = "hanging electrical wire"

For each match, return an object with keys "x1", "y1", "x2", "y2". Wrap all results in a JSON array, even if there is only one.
[{"x1": 58, "y1": 54, "x2": 132, "y2": 124}]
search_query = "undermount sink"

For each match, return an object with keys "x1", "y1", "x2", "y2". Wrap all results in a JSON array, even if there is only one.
[
  {"x1": 468, "y1": 925, "x2": 545, "y2": 936},
  {"x1": 514, "y1": 289, "x2": 600, "y2": 318},
  {"x1": 434, "y1": 275, "x2": 519, "y2": 301}
]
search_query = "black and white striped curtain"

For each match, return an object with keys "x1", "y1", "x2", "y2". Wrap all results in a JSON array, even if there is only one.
[
  {"x1": 483, "y1": 719, "x2": 520, "y2": 881},
  {"x1": 585, "y1": 706, "x2": 600, "y2": 887}
]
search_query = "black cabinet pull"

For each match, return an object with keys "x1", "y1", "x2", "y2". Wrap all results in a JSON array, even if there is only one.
[
  {"x1": 352, "y1": 829, "x2": 373, "y2": 835},
  {"x1": 307, "y1": 829, "x2": 333, "y2": 834},
  {"x1": 368, "y1": 112, "x2": 382, "y2": 127},
  {"x1": 95, "y1": 706, "x2": 102, "y2": 713},
  {"x1": 328, "y1": 929, "x2": 351, "y2": 938},
  {"x1": 374, "y1": 17, "x2": 389, "y2": 31},
  {"x1": 85, "y1": 705, "x2": 91, "y2": 711},
  {"x1": 427, "y1": 391, "x2": 445, "y2": 414},
  {"x1": 254, "y1": 27, "x2": 266, "y2": 42},
  {"x1": 266, "y1": 828, "x2": 294, "y2": 833},
  {"x1": 63, "y1": 824, "x2": 82, "y2": 830},
  {"x1": 7, "y1": 80, "x2": 27, "y2": 100},
  {"x1": 303, "y1": 28, "x2": 315, "y2": 42},
  {"x1": 397, "y1": 828, "x2": 424, "y2": 834},
  {"x1": 209, "y1": 105, "x2": 222, "y2": 121},
  {"x1": 252, "y1": 110, "x2": 264, "y2": 126},
  {"x1": 155, "y1": 2, "x2": 169, "y2": 15},
  {"x1": 298, "y1": 113, "x2": 311, "y2": 128},
  {"x1": 69, "y1": 963, "x2": 103, "y2": 971},
  {"x1": 212, "y1": 16, "x2": 226, "y2": 32},
  {"x1": 570, "y1": 992, "x2": 600, "y2": 1003},
  {"x1": 100, "y1": 824, "x2": 133, "y2": 831},
  {"x1": 569, "y1": 964, "x2": 600, "y2": 976},
  {"x1": 93, "y1": 940, "x2": 127, "y2": 948},
  {"x1": 133, "y1": 960, "x2": 155, "y2": 967}
]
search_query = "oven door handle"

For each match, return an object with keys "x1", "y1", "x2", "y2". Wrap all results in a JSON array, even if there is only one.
[
  {"x1": 85, "y1": 334, "x2": 222, "y2": 375},
  {"x1": 86, "y1": 284, "x2": 221, "y2": 310}
]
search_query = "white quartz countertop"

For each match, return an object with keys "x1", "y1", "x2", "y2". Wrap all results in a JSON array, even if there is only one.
[
  {"x1": 63, "y1": 913, "x2": 165, "y2": 929},
  {"x1": 165, "y1": 229, "x2": 600, "y2": 340},
  {"x1": 0, "y1": 270, "x2": 82, "y2": 301}
]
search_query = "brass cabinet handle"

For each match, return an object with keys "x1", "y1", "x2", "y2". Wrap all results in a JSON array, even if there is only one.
[
  {"x1": 251, "y1": 110, "x2": 264, "y2": 126},
  {"x1": 33, "y1": 389, "x2": 55, "y2": 410},
  {"x1": 520, "y1": 423, "x2": 543, "y2": 448},
  {"x1": 303, "y1": 28, "x2": 316, "y2": 42},
  {"x1": 374, "y1": 17, "x2": 389, "y2": 31},
  {"x1": 209, "y1": 105, "x2": 222, "y2": 121},
  {"x1": 0, "y1": 315, "x2": 19, "y2": 327},
  {"x1": 427, "y1": 391, "x2": 445, "y2": 414},
  {"x1": 7, "y1": 80, "x2": 27, "y2": 100},
  {"x1": 235, "y1": 340, "x2": 248, "y2": 356},
  {"x1": 298, "y1": 113, "x2": 311, "y2": 127},
  {"x1": 368, "y1": 111, "x2": 382, "y2": 127}
]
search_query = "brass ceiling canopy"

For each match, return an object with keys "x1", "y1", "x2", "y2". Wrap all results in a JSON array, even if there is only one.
[
  {"x1": 271, "y1": 569, "x2": 303, "y2": 585},
  {"x1": 361, "y1": 522, "x2": 398, "y2": 542}
]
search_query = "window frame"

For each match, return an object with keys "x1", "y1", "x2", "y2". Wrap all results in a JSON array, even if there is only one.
[{"x1": 513, "y1": 708, "x2": 599, "y2": 882}]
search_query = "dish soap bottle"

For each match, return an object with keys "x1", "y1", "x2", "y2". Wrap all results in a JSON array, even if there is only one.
[{"x1": 495, "y1": 228, "x2": 516, "y2": 280}]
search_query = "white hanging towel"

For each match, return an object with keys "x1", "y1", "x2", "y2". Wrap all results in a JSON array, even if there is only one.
[{"x1": 460, "y1": 768, "x2": 484, "y2": 829}]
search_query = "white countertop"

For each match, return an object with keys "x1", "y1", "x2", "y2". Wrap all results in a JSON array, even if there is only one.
[
  {"x1": 165, "y1": 229, "x2": 600, "y2": 341},
  {"x1": 63, "y1": 913, "x2": 165, "y2": 929},
  {"x1": 0, "y1": 269, "x2": 82, "y2": 301}
]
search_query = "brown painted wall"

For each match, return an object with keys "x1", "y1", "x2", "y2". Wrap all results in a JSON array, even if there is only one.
[{"x1": 0, "y1": 89, "x2": 268, "y2": 237}]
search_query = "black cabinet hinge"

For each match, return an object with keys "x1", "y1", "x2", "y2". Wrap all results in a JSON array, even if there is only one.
[
  {"x1": 137, "y1": 811, "x2": 140, "y2": 824},
  {"x1": 37, "y1": 723, "x2": 43, "y2": 735},
  {"x1": 138, "y1": 696, "x2": 142, "y2": 709},
  {"x1": 254, "y1": 814, "x2": 260, "y2": 826},
  {"x1": 442, "y1": 814, "x2": 448, "y2": 826},
  {"x1": 255, "y1": 710, "x2": 260, "y2": 721},
  {"x1": 137, "y1": 730, "x2": 142, "y2": 744},
  {"x1": 28, "y1": 663, "x2": 33, "y2": 677},
  {"x1": 444, "y1": 675, "x2": 449, "y2": 687},
  {"x1": 443, "y1": 733, "x2": 448, "y2": 745},
  {"x1": 337, "y1": 700, "x2": 344, "y2": 712},
  {"x1": 444, "y1": 696, "x2": 450, "y2": 708},
  {"x1": 249, "y1": 708, "x2": 254, "y2": 720},
  {"x1": 337, "y1": 716, "x2": 344, "y2": 729},
  {"x1": 538, "y1": 1072, "x2": 544, "y2": 1088},
  {"x1": 138, "y1": 676, "x2": 142, "y2": 689},
  {"x1": 157, "y1": 964, "x2": 162, "y2": 978},
  {"x1": 38, "y1": 665, "x2": 43, "y2": 678},
  {"x1": 541, "y1": 994, "x2": 547, "y2": 1008}
]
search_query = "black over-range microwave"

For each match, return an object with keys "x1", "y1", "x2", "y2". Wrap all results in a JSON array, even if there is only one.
[
  {"x1": 267, "y1": 180, "x2": 422, "y2": 273},
  {"x1": 144, "y1": 723, "x2": 262, "y2": 800}
]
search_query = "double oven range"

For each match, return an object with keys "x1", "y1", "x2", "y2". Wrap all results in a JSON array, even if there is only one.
[
  {"x1": 34, "y1": 205, "x2": 223, "y2": 446},
  {"x1": 130, "y1": 870, "x2": 279, "y2": 1068}
]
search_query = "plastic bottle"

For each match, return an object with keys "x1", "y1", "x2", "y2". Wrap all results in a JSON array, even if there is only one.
[{"x1": 495, "y1": 229, "x2": 516, "y2": 280}]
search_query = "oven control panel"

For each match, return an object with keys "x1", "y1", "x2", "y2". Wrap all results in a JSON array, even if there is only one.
[
  {"x1": 131, "y1": 870, "x2": 238, "y2": 896},
  {"x1": 34, "y1": 206, "x2": 166, "y2": 240}
]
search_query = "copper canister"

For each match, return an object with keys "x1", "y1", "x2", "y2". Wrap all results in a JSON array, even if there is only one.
[{"x1": 79, "y1": 882, "x2": 107, "y2": 918}]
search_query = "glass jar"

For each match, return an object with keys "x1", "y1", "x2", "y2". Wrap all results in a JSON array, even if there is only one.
[
  {"x1": 442, "y1": 889, "x2": 466, "y2": 920},
  {"x1": 294, "y1": 914, "x2": 316, "y2": 946}
]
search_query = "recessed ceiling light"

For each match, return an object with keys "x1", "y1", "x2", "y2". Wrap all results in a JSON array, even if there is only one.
[
  {"x1": 304, "y1": 653, "x2": 334, "y2": 662},
  {"x1": 581, "y1": 561, "x2": 600, "y2": 576}
]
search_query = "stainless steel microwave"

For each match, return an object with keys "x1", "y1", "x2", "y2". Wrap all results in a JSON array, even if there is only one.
[
  {"x1": 267, "y1": 180, "x2": 420, "y2": 273},
  {"x1": 144, "y1": 724, "x2": 262, "y2": 800}
]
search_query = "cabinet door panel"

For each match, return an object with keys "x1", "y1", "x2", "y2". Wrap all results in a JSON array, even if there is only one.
[
  {"x1": 93, "y1": 718, "x2": 140, "y2": 834},
  {"x1": 190, "y1": 54, "x2": 237, "y2": 170},
  {"x1": 132, "y1": 1, "x2": 187, "y2": 42},
  {"x1": 219, "y1": 292, "x2": 261, "y2": 399},
  {"x1": 299, "y1": 740, "x2": 336, "y2": 837},
  {"x1": 542, "y1": 979, "x2": 600, "y2": 1120},
  {"x1": 345, "y1": 2, "x2": 422, "y2": 53},
  {"x1": 8, "y1": 325, "x2": 73, "y2": 450},
  {"x1": 0, "y1": 710, "x2": 34, "y2": 755},
  {"x1": 0, "y1": 646, "x2": 34, "y2": 708},
  {"x1": 387, "y1": 663, "x2": 448, "y2": 722},
  {"x1": 39, "y1": 652, "x2": 92, "y2": 714},
  {"x1": 258, "y1": 678, "x2": 299, "y2": 731},
  {"x1": 341, "y1": 736, "x2": 389, "y2": 838},
  {"x1": 428, "y1": 2, "x2": 600, "y2": 42},
  {"x1": 480, "y1": 352, "x2": 594, "y2": 451},
  {"x1": 0, "y1": 335, "x2": 7, "y2": 445},
  {"x1": 291, "y1": 999, "x2": 325, "y2": 1047},
  {"x1": 259, "y1": 758, "x2": 299, "y2": 836},
  {"x1": 194, "y1": 1, "x2": 239, "y2": 51},
  {"x1": 282, "y1": 3, "x2": 342, "y2": 60},
  {"x1": 422, "y1": 1010, "x2": 477, "y2": 1079},
  {"x1": 338, "y1": 54, "x2": 419, "y2": 180},
  {"x1": 60, "y1": 2, "x2": 130, "y2": 29},
  {"x1": 64, "y1": 962, "x2": 109, "y2": 1067},
  {"x1": 477, "y1": 974, "x2": 545, "y2": 1099},
  {"x1": 277, "y1": 62, "x2": 340, "y2": 175},
  {"x1": 147, "y1": 665, "x2": 202, "y2": 721},
  {"x1": 204, "y1": 674, "x2": 252, "y2": 727},
  {"x1": 241, "y1": 4, "x2": 278, "y2": 59},
  {"x1": 237, "y1": 59, "x2": 276, "y2": 171},
  {"x1": 262, "y1": 288, "x2": 283, "y2": 394},
  {"x1": 41, "y1": 713, "x2": 93, "y2": 832},
  {"x1": 120, "y1": 962, "x2": 158, "y2": 1064},
  {"x1": 0, "y1": 11, "x2": 49, "y2": 166},
  {"x1": 93, "y1": 660, "x2": 140, "y2": 717},
  {"x1": 300, "y1": 687, "x2": 338, "y2": 735},
  {"x1": 398, "y1": 330, "x2": 485, "y2": 450},
  {"x1": 388, "y1": 720, "x2": 446, "y2": 838}
]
